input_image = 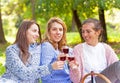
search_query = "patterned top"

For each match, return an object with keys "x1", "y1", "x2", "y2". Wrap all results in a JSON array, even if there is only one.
[
  {"x1": 0, "y1": 43, "x2": 52, "y2": 83},
  {"x1": 40, "y1": 42, "x2": 73, "y2": 83}
]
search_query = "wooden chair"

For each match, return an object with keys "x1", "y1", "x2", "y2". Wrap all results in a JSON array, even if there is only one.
[{"x1": 81, "y1": 71, "x2": 111, "y2": 83}]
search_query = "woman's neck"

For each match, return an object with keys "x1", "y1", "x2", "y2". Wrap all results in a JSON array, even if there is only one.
[
  {"x1": 87, "y1": 40, "x2": 99, "y2": 46},
  {"x1": 49, "y1": 40, "x2": 58, "y2": 50}
]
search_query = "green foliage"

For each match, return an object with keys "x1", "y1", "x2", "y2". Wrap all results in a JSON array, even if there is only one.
[
  {"x1": 114, "y1": 0, "x2": 120, "y2": 8},
  {"x1": 2, "y1": 0, "x2": 120, "y2": 33},
  {"x1": 107, "y1": 25, "x2": 120, "y2": 42},
  {"x1": 67, "y1": 32, "x2": 81, "y2": 46},
  {"x1": 0, "y1": 63, "x2": 5, "y2": 76},
  {"x1": 0, "y1": 43, "x2": 9, "y2": 76},
  {"x1": 116, "y1": 53, "x2": 120, "y2": 57},
  {"x1": 0, "y1": 43, "x2": 10, "y2": 56}
]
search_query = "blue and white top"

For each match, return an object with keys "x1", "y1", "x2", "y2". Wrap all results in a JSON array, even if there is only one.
[
  {"x1": 0, "y1": 43, "x2": 52, "y2": 83},
  {"x1": 40, "y1": 42, "x2": 73, "y2": 83}
]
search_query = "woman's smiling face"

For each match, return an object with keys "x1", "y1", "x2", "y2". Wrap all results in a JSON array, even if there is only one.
[
  {"x1": 82, "y1": 23, "x2": 100, "y2": 46},
  {"x1": 48, "y1": 22, "x2": 63, "y2": 43},
  {"x1": 26, "y1": 24, "x2": 39, "y2": 44}
]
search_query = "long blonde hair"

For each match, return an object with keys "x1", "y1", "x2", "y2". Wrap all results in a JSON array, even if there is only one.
[{"x1": 42, "y1": 17, "x2": 67, "y2": 51}]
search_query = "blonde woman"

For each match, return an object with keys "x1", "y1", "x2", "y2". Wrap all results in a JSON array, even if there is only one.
[{"x1": 40, "y1": 17, "x2": 72, "y2": 83}]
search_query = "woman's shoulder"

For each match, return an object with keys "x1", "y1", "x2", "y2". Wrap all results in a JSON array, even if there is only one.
[
  {"x1": 42, "y1": 41, "x2": 51, "y2": 45},
  {"x1": 41, "y1": 41, "x2": 53, "y2": 48},
  {"x1": 5, "y1": 44, "x2": 20, "y2": 57},
  {"x1": 6, "y1": 44, "x2": 19, "y2": 51},
  {"x1": 29, "y1": 43, "x2": 41, "y2": 50},
  {"x1": 101, "y1": 42, "x2": 112, "y2": 49},
  {"x1": 41, "y1": 42, "x2": 55, "y2": 52},
  {"x1": 73, "y1": 43, "x2": 84, "y2": 49}
]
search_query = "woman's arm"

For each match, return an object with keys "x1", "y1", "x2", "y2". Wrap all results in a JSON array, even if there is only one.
[
  {"x1": 104, "y1": 43, "x2": 119, "y2": 65},
  {"x1": 40, "y1": 42, "x2": 56, "y2": 65},
  {"x1": 69, "y1": 45, "x2": 83, "y2": 83},
  {"x1": 5, "y1": 45, "x2": 52, "y2": 80}
]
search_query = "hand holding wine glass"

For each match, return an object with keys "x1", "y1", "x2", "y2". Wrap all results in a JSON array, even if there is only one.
[
  {"x1": 59, "y1": 56, "x2": 66, "y2": 61},
  {"x1": 51, "y1": 60, "x2": 65, "y2": 70},
  {"x1": 58, "y1": 53, "x2": 67, "y2": 61},
  {"x1": 58, "y1": 46, "x2": 69, "y2": 61},
  {"x1": 68, "y1": 56, "x2": 78, "y2": 69},
  {"x1": 67, "y1": 56, "x2": 75, "y2": 62}
]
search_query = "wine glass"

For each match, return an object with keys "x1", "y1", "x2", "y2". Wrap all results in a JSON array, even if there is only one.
[
  {"x1": 68, "y1": 56, "x2": 78, "y2": 69},
  {"x1": 67, "y1": 56, "x2": 75, "y2": 62},
  {"x1": 62, "y1": 46, "x2": 69, "y2": 54},
  {"x1": 59, "y1": 46, "x2": 69, "y2": 61},
  {"x1": 60, "y1": 56, "x2": 66, "y2": 61}
]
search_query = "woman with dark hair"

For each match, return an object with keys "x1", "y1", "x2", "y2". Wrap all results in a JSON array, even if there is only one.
[
  {"x1": 69, "y1": 18, "x2": 120, "y2": 83},
  {"x1": 0, "y1": 20, "x2": 63, "y2": 83},
  {"x1": 40, "y1": 17, "x2": 73, "y2": 83}
]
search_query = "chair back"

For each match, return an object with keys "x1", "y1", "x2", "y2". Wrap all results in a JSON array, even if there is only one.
[{"x1": 81, "y1": 71, "x2": 111, "y2": 83}]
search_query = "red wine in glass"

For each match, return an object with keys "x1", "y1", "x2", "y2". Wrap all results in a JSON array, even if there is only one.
[
  {"x1": 68, "y1": 57, "x2": 75, "y2": 62},
  {"x1": 68, "y1": 56, "x2": 77, "y2": 69},
  {"x1": 62, "y1": 46, "x2": 69, "y2": 54},
  {"x1": 60, "y1": 56, "x2": 66, "y2": 61}
]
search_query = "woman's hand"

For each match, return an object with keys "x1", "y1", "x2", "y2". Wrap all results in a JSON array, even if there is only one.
[
  {"x1": 57, "y1": 53, "x2": 67, "y2": 61},
  {"x1": 68, "y1": 60, "x2": 79, "y2": 69},
  {"x1": 51, "y1": 61, "x2": 65, "y2": 70}
]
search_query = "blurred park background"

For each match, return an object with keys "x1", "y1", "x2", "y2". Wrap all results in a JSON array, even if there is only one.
[{"x1": 0, "y1": 0, "x2": 120, "y2": 76}]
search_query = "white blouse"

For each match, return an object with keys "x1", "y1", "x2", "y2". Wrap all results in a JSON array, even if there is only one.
[{"x1": 83, "y1": 43, "x2": 107, "y2": 83}]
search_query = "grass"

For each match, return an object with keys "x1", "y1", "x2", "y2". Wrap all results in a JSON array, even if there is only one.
[
  {"x1": 0, "y1": 43, "x2": 10, "y2": 75},
  {"x1": 67, "y1": 32, "x2": 81, "y2": 46}
]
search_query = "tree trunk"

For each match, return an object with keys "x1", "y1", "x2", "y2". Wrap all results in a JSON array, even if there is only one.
[
  {"x1": 30, "y1": 0, "x2": 36, "y2": 20},
  {"x1": 71, "y1": 15, "x2": 76, "y2": 32},
  {"x1": 98, "y1": 8, "x2": 107, "y2": 42},
  {"x1": 0, "y1": 3, "x2": 6, "y2": 44},
  {"x1": 72, "y1": 10, "x2": 84, "y2": 42}
]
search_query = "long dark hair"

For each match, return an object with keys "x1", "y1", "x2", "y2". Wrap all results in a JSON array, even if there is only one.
[{"x1": 14, "y1": 20, "x2": 41, "y2": 63}]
